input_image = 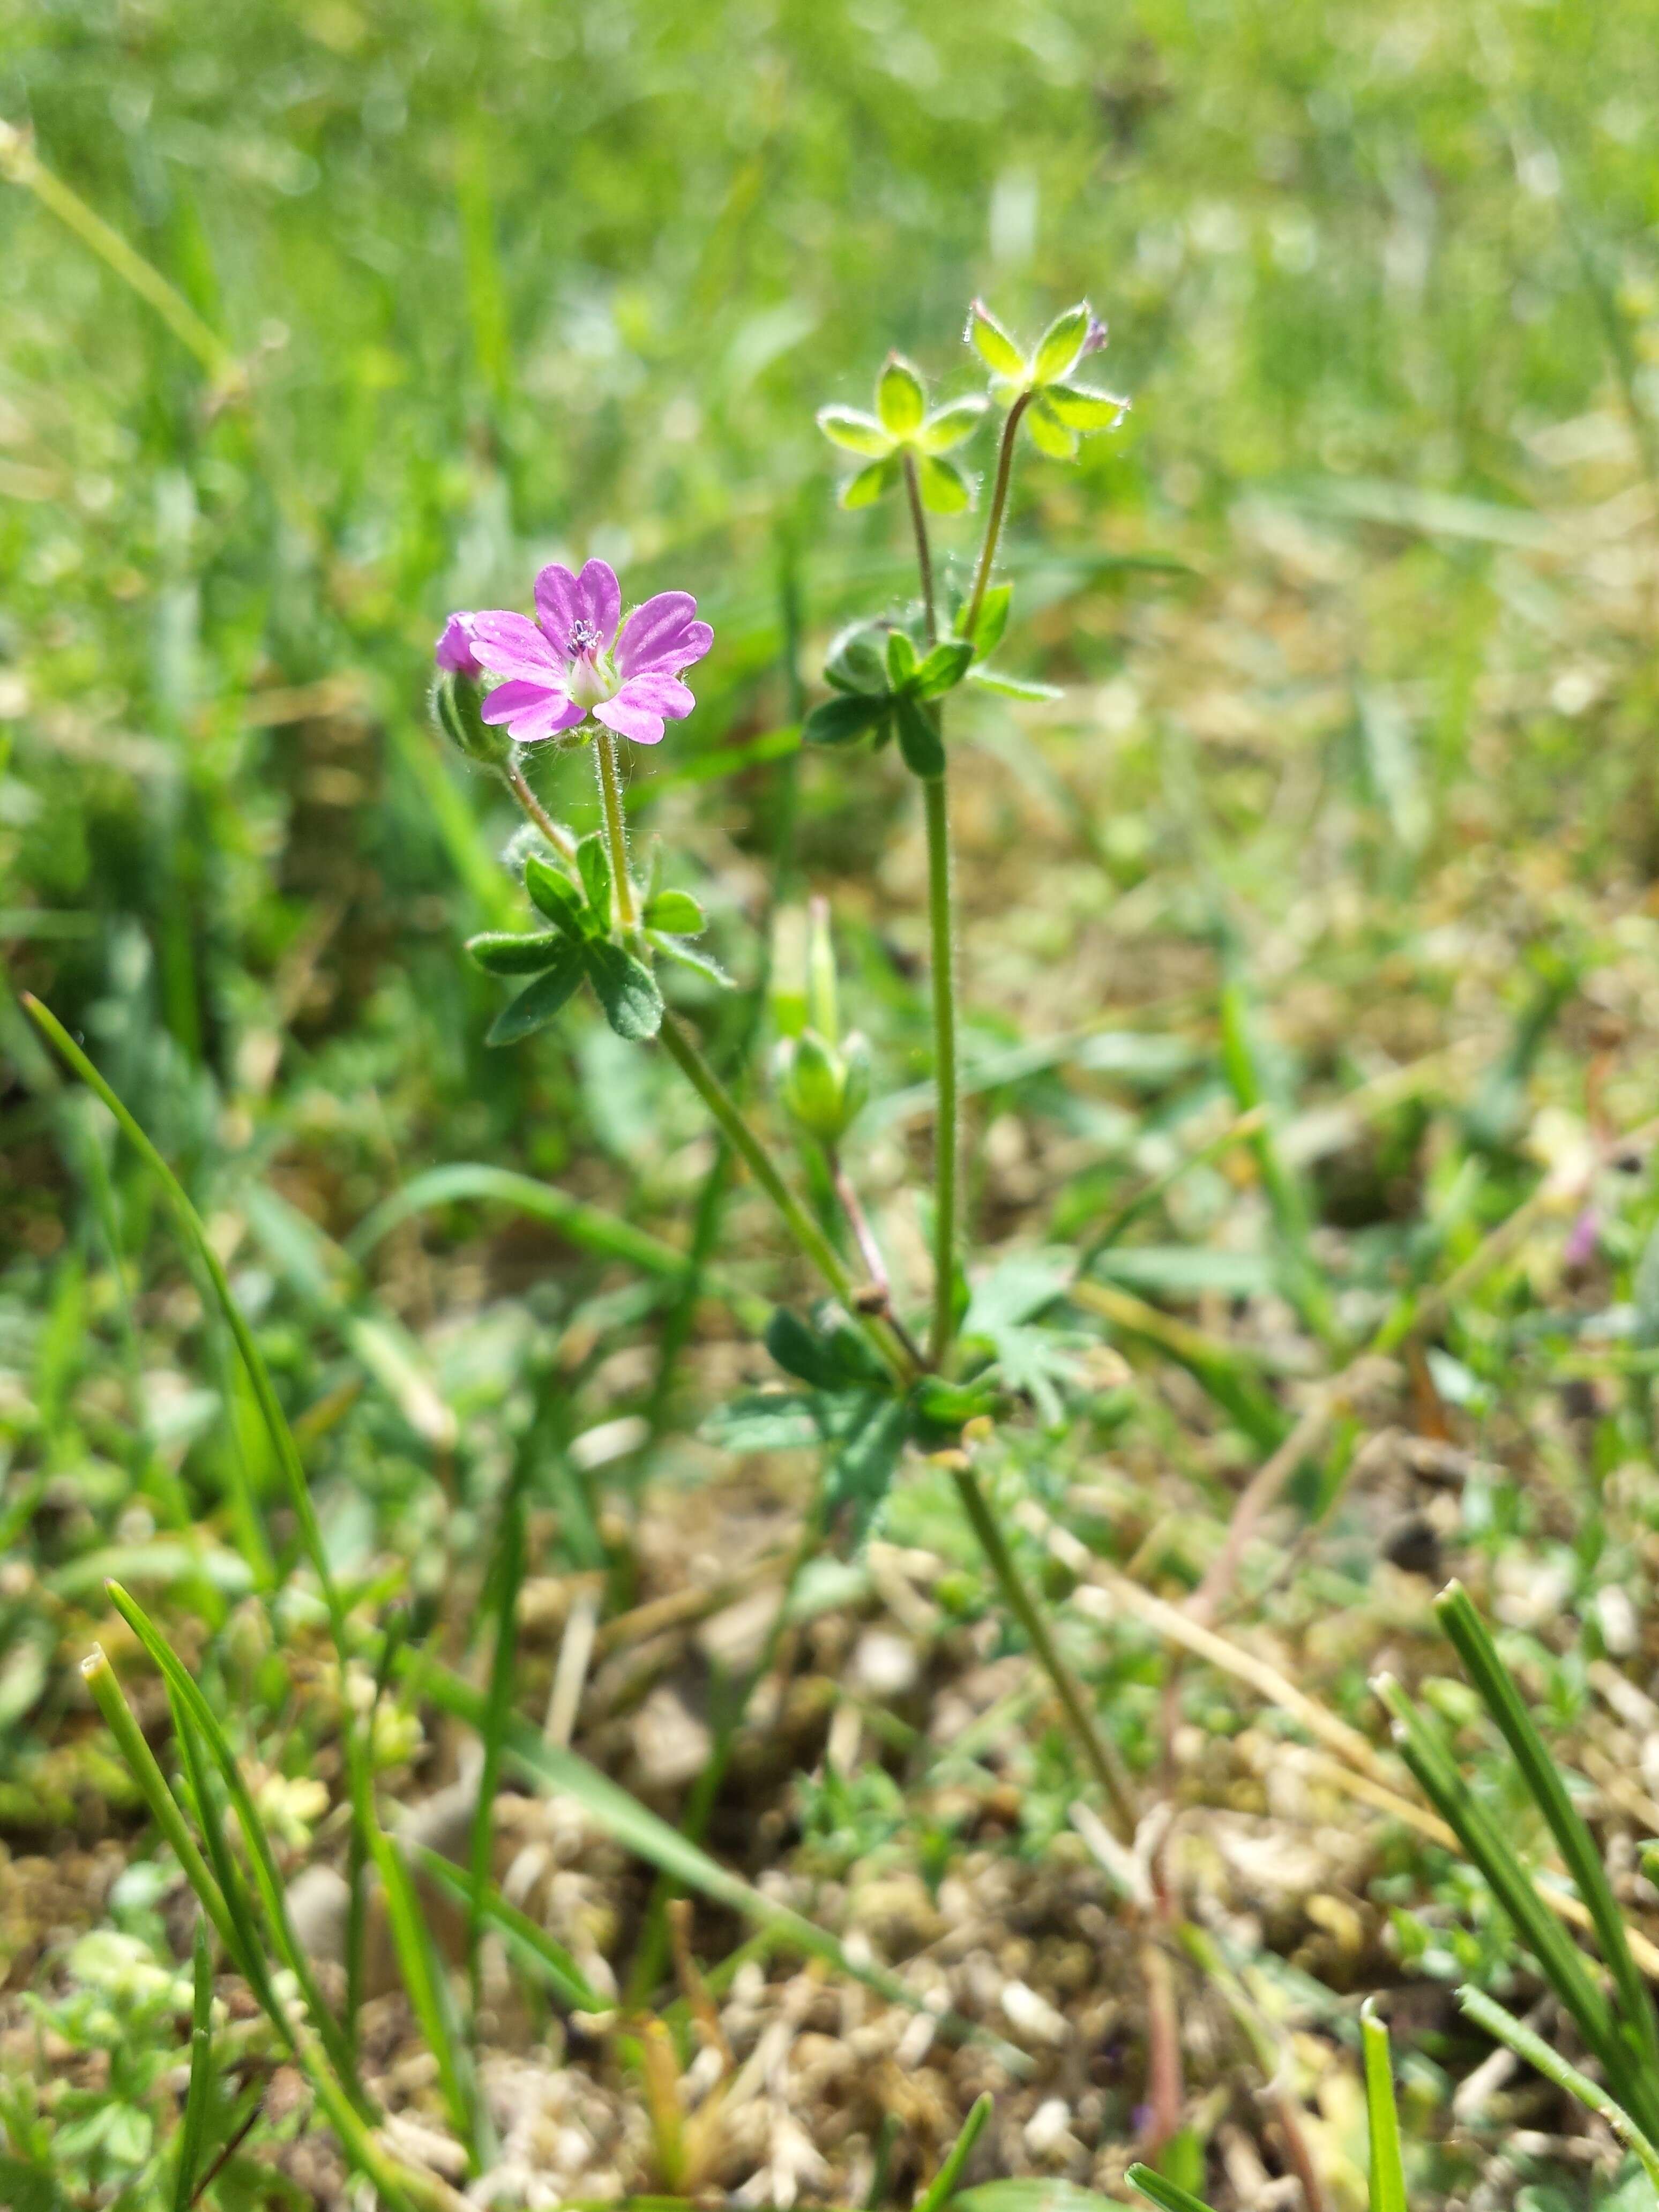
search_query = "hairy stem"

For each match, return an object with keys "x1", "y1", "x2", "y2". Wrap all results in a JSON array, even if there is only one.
[
  {"x1": 924, "y1": 774, "x2": 959, "y2": 1364},
  {"x1": 948, "y1": 1463, "x2": 1139, "y2": 1840},
  {"x1": 592, "y1": 728, "x2": 638, "y2": 929},
  {"x1": 657, "y1": 1012, "x2": 916, "y2": 1385},
  {"x1": 901, "y1": 451, "x2": 937, "y2": 643},
  {"x1": 502, "y1": 757, "x2": 578, "y2": 863},
  {"x1": 962, "y1": 391, "x2": 1030, "y2": 647}
]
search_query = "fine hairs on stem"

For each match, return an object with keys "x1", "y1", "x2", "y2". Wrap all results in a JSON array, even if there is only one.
[{"x1": 593, "y1": 726, "x2": 639, "y2": 930}]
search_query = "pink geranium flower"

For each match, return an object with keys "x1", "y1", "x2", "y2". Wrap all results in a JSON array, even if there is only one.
[{"x1": 453, "y1": 558, "x2": 713, "y2": 746}]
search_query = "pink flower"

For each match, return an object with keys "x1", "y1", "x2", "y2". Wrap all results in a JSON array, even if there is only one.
[
  {"x1": 435, "y1": 612, "x2": 484, "y2": 678},
  {"x1": 455, "y1": 558, "x2": 713, "y2": 746}
]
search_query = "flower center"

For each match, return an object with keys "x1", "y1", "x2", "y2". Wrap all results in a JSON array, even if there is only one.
[{"x1": 565, "y1": 621, "x2": 619, "y2": 708}]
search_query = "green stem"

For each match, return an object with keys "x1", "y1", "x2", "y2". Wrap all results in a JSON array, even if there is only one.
[
  {"x1": 503, "y1": 757, "x2": 578, "y2": 862},
  {"x1": 962, "y1": 391, "x2": 1030, "y2": 647},
  {"x1": 593, "y1": 727, "x2": 638, "y2": 930},
  {"x1": 656, "y1": 1012, "x2": 915, "y2": 1385},
  {"x1": 901, "y1": 451, "x2": 937, "y2": 643},
  {"x1": 924, "y1": 773, "x2": 958, "y2": 1365},
  {"x1": 949, "y1": 1464, "x2": 1140, "y2": 1841}
]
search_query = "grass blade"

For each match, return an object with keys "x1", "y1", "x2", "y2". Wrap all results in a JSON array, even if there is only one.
[
  {"x1": 915, "y1": 2092, "x2": 992, "y2": 2212},
  {"x1": 1127, "y1": 2163, "x2": 1220, "y2": 2212},
  {"x1": 84, "y1": 1647, "x2": 445, "y2": 2212},
  {"x1": 1436, "y1": 1581, "x2": 1659, "y2": 2118},
  {"x1": 414, "y1": 1848, "x2": 604, "y2": 2013},
  {"x1": 105, "y1": 1579, "x2": 367, "y2": 2109},
  {"x1": 355, "y1": 1785, "x2": 487, "y2": 2170},
  {"x1": 80, "y1": 1648, "x2": 240, "y2": 1971},
  {"x1": 21, "y1": 998, "x2": 343, "y2": 1639},
  {"x1": 1373, "y1": 1673, "x2": 1624, "y2": 2091},
  {"x1": 1459, "y1": 1984, "x2": 1659, "y2": 2197},
  {"x1": 346, "y1": 1163, "x2": 692, "y2": 1279},
  {"x1": 469, "y1": 1465, "x2": 528, "y2": 1996},
  {"x1": 1361, "y1": 2001, "x2": 1406, "y2": 2212},
  {"x1": 172, "y1": 1919, "x2": 214, "y2": 2212}
]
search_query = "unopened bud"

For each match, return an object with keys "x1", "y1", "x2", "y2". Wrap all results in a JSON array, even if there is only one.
[
  {"x1": 774, "y1": 1027, "x2": 870, "y2": 1145},
  {"x1": 431, "y1": 671, "x2": 512, "y2": 769}
]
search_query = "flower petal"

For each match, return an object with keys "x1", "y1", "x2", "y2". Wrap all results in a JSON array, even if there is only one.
[
  {"x1": 480, "y1": 679, "x2": 584, "y2": 743},
  {"x1": 616, "y1": 592, "x2": 713, "y2": 677},
  {"x1": 472, "y1": 611, "x2": 563, "y2": 683},
  {"x1": 575, "y1": 558, "x2": 622, "y2": 647},
  {"x1": 435, "y1": 612, "x2": 482, "y2": 676},
  {"x1": 616, "y1": 671, "x2": 694, "y2": 720},
  {"x1": 532, "y1": 566, "x2": 580, "y2": 656},
  {"x1": 594, "y1": 692, "x2": 668, "y2": 745}
]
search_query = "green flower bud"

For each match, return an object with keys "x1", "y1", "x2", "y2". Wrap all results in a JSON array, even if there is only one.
[
  {"x1": 773, "y1": 1026, "x2": 870, "y2": 1145},
  {"x1": 431, "y1": 671, "x2": 512, "y2": 769}
]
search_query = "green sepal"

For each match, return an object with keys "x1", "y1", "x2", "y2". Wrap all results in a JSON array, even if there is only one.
[
  {"x1": 1032, "y1": 302, "x2": 1091, "y2": 384},
  {"x1": 576, "y1": 833, "x2": 612, "y2": 921},
  {"x1": 917, "y1": 394, "x2": 988, "y2": 454},
  {"x1": 955, "y1": 581, "x2": 1011, "y2": 657},
  {"x1": 524, "y1": 855, "x2": 588, "y2": 936},
  {"x1": 642, "y1": 888, "x2": 705, "y2": 933},
  {"x1": 1025, "y1": 397, "x2": 1079, "y2": 460},
  {"x1": 466, "y1": 930, "x2": 569, "y2": 975},
  {"x1": 876, "y1": 353, "x2": 926, "y2": 436},
  {"x1": 916, "y1": 453, "x2": 973, "y2": 514},
  {"x1": 585, "y1": 940, "x2": 663, "y2": 1041},
  {"x1": 840, "y1": 454, "x2": 901, "y2": 509},
  {"x1": 968, "y1": 666, "x2": 1062, "y2": 701},
  {"x1": 1043, "y1": 380, "x2": 1128, "y2": 431},
  {"x1": 804, "y1": 693, "x2": 889, "y2": 746},
  {"x1": 816, "y1": 405, "x2": 893, "y2": 457},
  {"x1": 894, "y1": 694, "x2": 946, "y2": 779},
  {"x1": 485, "y1": 941, "x2": 586, "y2": 1045},
  {"x1": 910, "y1": 639, "x2": 974, "y2": 699},
  {"x1": 967, "y1": 298, "x2": 1026, "y2": 381}
]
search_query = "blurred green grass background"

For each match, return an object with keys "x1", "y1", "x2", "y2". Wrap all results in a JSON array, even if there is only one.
[{"x1": 5, "y1": 0, "x2": 1654, "y2": 1100}]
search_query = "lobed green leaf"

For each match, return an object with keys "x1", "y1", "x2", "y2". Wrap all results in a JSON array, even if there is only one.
[
  {"x1": 894, "y1": 693, "x2": 946, "y2": 778},
  {"x1": 586, "y1": 939, "x2": 663, "y2": 1040},
  {"x1": 524, "y1": 854, "x2": 587, "y2": 935},
  {"x1": 485, "y1": 941, "x2": 586, "y2": 1045},
  {"x1": 466, "y1": 929, "x2": 567, "y2": 975},
  {"x1": 641, "y1": 887, "x2": 705, "y2": 933},
  {"x1": 804, "y1": 693, "x2": 889, "y2": 745}
]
